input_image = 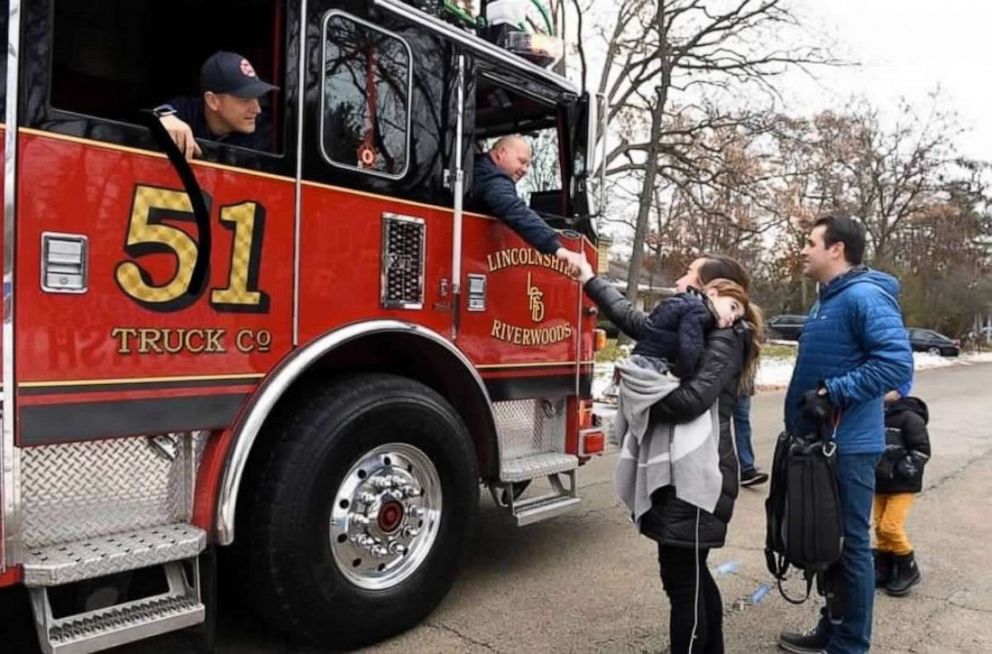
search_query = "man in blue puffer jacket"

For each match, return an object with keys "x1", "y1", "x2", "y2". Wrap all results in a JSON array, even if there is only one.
[{"x1": 778, "y1": 213, "x2": 913, "y2": 654}]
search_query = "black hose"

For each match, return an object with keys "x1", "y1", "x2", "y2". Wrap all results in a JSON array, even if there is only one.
[{"x1": 139, "y1": 110, "x2": 212, "y2": 295}]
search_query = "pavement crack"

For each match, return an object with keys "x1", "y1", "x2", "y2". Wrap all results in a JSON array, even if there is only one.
[
  {"x1": 946, "y1": 600, "x2": 992, "y2": 615},
  {"x1": 943, "y1": 588, "x2": 992, "y2": 609},
  {"x1": 426, "y1": 622, "x2": 500, "y2": 652},
  {"x1": 921, "y1": 445, "x2": 992, "y2": 494}
]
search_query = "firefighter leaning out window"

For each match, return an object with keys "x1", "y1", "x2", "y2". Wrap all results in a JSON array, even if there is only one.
[
  {"x1": 153, "y1": 50, "x2": 279, "y2": 160},
  {"x1": 470, "y1": 135, "x2": 585, "y2": 273}
]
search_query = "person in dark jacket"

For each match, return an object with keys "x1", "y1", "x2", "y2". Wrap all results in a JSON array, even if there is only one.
[
  {"x1": 471, "y1": 136, "x2": 585, "y2": 273},
  {"x1": 873, "y1": 383, "x2": 929, "y2": 597},
  {"x1": 153, "y1": 51, "x2": 278, "y2": 159},
  {"x1": 577, "y1": 253, "x2": 762, "y2": 654},
  {"x1": 734, "y1": 377, "x2": 768, "y2": 487}
]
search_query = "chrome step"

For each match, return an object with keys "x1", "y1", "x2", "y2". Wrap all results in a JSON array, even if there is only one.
[
  {"x1": 492, "y1": 467, "x2": 582, "y2": 527},
  {"x1": 30, "y1": 560, "x2": 204, "y2": 654},
  {"x1": 500, "y1": 452, "x2": 578, "y2": 483},
  {"x1": 23, "y1": 524, "x2": 206, "y2": 587},
  {"x1": 512, "y1": 492, "x2": 582, "y2": 526}
]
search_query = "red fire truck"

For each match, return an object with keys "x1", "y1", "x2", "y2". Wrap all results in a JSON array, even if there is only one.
[{"x1": 0, "y1": 0, "x2": 608, "y2": 651}]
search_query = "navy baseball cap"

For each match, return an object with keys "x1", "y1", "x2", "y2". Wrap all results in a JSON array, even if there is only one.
[{"x1": 199, "y1": 51, "x2": 278, "y2": 98}]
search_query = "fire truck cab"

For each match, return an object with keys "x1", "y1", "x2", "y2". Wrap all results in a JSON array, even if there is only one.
[{"x1": 0, "y1": 0, "x2": 606, "y2": 651}]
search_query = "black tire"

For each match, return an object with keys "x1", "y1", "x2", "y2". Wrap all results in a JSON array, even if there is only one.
[{"x1": 240, "y1": 373, "x2": 478, "y2": 649}]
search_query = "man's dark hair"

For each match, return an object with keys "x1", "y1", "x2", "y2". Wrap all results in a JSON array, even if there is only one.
[
  {"x1": 698, "y1": 254, "x2": 750, "y2": 292},
  {"x1": 814, "y1": 212, "x2": 865, "y2": 265}
]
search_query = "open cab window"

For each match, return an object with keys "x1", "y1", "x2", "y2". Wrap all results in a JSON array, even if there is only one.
[
  {"x1": 472, "y1": 72, "x2": 569, "y2": 224},
  {"x1": 46, "y1": 0, "x2": 285, "y2": 155}
]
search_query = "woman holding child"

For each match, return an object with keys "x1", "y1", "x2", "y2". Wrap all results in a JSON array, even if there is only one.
[{"x1": 575, "y1": 254, "x2": 764, "y2": 654}]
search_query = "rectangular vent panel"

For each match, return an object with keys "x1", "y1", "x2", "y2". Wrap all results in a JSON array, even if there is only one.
[{"x1": 381, "y1": 213, "x2": 426, "y2": 309}]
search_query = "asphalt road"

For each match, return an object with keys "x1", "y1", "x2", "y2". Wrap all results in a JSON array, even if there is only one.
[{"x1": 5, "y1": 362, "x2": 991, "y2": 653}]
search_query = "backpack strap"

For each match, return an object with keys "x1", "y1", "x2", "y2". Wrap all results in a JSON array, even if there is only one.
[{"x1": 776, "y1": 568, "x2": 816, "y2": 606}]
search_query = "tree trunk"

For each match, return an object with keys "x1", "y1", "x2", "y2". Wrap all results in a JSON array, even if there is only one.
[{"x1": 625, "y1": 95, "x2": 664, "y2": 303}]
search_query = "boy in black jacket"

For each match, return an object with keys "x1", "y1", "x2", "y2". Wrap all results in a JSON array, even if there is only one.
[{"x1": 874, "y1": 383, "x2": 930, "y2": 596}]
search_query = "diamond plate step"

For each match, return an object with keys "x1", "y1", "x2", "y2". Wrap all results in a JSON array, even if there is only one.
[
  {"x1": 500, "y1": 452, "x2": 578, "y2": 483},
  {"x1": 23, "y1": 524, "x2": 206, "y2": 587},
  {"x1": 30, "y1": 558, "x2": 205, "y2": 654},
  {"x1": 39, "y1": 592, "x2": 205, "y2": 654}
]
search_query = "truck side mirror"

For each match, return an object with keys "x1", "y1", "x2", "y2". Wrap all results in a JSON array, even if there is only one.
[{"x1": 571, "y1": 91, "x2": 607, "y2": 222}]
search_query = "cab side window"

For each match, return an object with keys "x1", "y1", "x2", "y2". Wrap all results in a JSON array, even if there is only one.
[
  {"x1": 472, "y1": 74, "x2": 567, "y2": 219},
  {"x1": 37, "y1": 0, "x2": 287, "y2": 163},
  {"x1": 321, "y1": 12, "x2": 412, "y2": 179}
]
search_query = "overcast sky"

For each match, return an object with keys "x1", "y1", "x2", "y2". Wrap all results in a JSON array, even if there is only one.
[
  {"x1": 784, "y1": 0, "x2": 992, "y2": 161},
  {"x1": 571, "y1": 0, "x2": 991, "y2": 160}
]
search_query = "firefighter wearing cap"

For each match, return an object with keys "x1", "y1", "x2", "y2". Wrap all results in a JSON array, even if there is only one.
[{"x1": 153, "y1": 51, "x2": 279, "y2": 159}]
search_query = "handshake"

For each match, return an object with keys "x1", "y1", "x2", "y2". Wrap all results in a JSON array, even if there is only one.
[{"x1": 555, "y1": 248, "x2": 595, "y2": 284}]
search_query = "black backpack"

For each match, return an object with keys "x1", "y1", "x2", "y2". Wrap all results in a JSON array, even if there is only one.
[{"x1": 764, "y1": 420, "x2": 844, "y2": 609}]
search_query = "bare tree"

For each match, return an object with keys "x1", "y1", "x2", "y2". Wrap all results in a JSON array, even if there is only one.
[
  {"x1": 756, "y1": 102, "x2": 990, "y2": 325},
  {"x1": 590, "y1": 0, "x2": 835, "y2": 299},
  {"x1": 808, "y1": 98, "x2": 961, "y2": 266}
]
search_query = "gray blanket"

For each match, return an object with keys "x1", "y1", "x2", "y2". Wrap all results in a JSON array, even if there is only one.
[{"x1": 612, "y1": 356, "x2": 722, "y2": 524}]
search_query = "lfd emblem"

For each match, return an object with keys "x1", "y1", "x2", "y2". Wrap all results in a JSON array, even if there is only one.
[
  {"x1": 485, "y1": 248, "x2": 573, "y2": 346},
  {"x1": 527, "y1": 273, "x2": 545, "y2": 323}
]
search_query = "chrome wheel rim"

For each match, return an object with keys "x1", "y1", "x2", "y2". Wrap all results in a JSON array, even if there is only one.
[{"x1": 329, "y1": 443, "x2": 442, "y2": 590}]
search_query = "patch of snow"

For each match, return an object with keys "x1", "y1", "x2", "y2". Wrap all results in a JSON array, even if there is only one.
[
  {"x1": 592, "y1": 362, "x2": 615, "y2": 397},
  {"x1": 911, "y1": 352, "x2": 957, "y2": 371},
  {"x1": 591, "y1": 350, "x2": 992, "y2": 400},
  {"x1": 755, "y1": 358, "x2": 796, "y2": 391}
]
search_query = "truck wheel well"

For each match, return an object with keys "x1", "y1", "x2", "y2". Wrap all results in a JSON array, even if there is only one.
[{"x1": 260, "y1": 331, "x2": 498, "y2": 480}]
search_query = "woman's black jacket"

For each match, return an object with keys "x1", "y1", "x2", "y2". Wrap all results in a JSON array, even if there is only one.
[{"x1": 586, "y1": 277, "x2": 745, "y2": 548}]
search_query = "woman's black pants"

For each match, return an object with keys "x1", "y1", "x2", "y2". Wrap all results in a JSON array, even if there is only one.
[{"x1": 657, "y1": 543, "x2": 724, "y2": 654}]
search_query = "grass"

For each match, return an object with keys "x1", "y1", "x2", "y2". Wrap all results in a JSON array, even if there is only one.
[
  {"x1": 762, "y1": 343, "x2": 798, "y2": 360},
  {"x1": 595, "y1": 339, "x2": 627, "y2": 363}
]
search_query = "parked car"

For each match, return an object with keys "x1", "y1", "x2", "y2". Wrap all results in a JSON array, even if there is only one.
[
  {"x1": 767, "y1": 314, "x2": 807, "y2": 341},
  {"x1": 907, "y1": 328, "x2": 960, "y2": 357}
]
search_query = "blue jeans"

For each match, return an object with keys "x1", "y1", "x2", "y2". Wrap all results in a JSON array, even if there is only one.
[
  {"x1": 817, "y1": 453, "x2": 879, "y2": 654},
  {"x1": 732, "y1": 395, "x2": 756, "y2": 472}
]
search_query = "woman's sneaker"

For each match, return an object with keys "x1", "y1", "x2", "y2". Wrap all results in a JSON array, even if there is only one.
[{"x1": 740, "y1": 468, "x2": 769, "y2": 487}]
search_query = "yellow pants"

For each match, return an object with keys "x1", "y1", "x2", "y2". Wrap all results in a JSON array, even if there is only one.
[{"x1": 874, "y1": 493, "x2": 915, "y2": 556}]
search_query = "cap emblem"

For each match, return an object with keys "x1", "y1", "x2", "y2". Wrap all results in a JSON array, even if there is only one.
[{"x1": 240, "y1": 59, "x2": 257, "y2": 78}]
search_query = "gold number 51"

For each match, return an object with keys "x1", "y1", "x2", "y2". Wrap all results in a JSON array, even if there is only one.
[{"x1": 114, "y1": 184, "x2": 269, "y2": 313}]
